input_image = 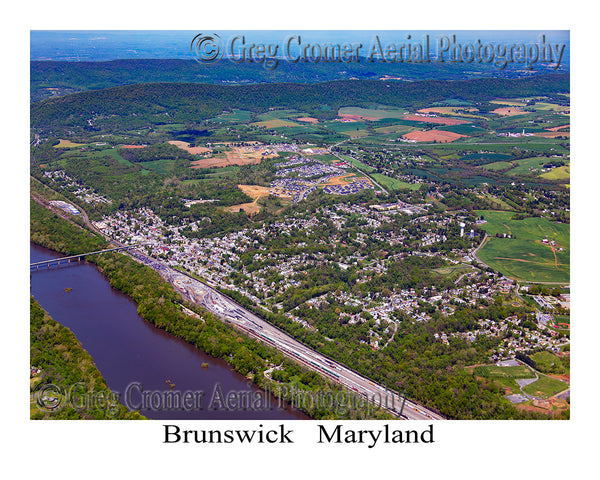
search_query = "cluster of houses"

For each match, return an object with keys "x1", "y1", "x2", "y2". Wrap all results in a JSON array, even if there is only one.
[
  {"x1": 99, "y1": 198, "x2": 545, "y2": 355},
  {"x1": 43, "y1": 170, "x2": 112, "y2": 205}
]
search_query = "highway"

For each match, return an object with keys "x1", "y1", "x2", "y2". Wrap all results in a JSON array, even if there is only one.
[{"x1": 126, "y1": 247, "x2": 444, "y2": 421}]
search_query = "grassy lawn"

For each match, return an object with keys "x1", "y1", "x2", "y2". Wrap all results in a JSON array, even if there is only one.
[
  {"x1": 540, "y1": 165, "x2": 570, "y2": 181},
  {"x1": 337, "y1": 154, "x2": 376, "y2": 173},
  {"x1": 477, "y1": 193, "x2": 515, "y2": 210},
  {"x1": 508, "y1": 157, "x2": 552, "y2": 176},
  {"x1": 473, "y1": 364, "x2": 535, "y2": 379},
  {"x1": 432, "y1": 264, "x2": 475, "y2": 281},
  {"x1": 138, "y1": 159, "x2": 175, "y2": 174},
  {"x1": 480, "y1": 161, "x2": 515, "y2": 171},
  {"x1": 473, "y1": 364, "x2": 536, "y2": 393},
  {"x1": 522, "y1": 374, "x2": 569, "y2": 399},
  {"x1": 530, "y1": 351, "x2": 569, "y2": 375},
  {"x1": 210, "y1": 109, "x2": 254, "y2": 123},
  {"x1": 370, "y1": 173, "x2": 421, "y2": 191},
  {"x1": 102, "y1": 148, "x2": 133, "y2": 166}
]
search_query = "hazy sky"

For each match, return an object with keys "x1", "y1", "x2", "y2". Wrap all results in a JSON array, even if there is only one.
[{"x1": 31, "y1": 30, "x2": 569, "y2": 62}]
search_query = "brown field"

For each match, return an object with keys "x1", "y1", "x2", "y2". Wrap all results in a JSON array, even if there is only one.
[
  {"x1": 226, "y1": 185, "x2": 274, "y2": 215},
  {"x1": 191, "y1": 146, "x2": 276, "y2": 169},
  {"x1": 120, "y1": 144, "x2": 147, "y2": 149},
  {"x1": 515, "y1": 396, "x2": 569, "y2": 416},
  {"x1": 546, "y1": 124, "x2": 570, "y2": 132},
  {"x1": 417, "y1": 107, "x2": 482, "y2": 119},
  {"x1": 227, "y1": 202, "x2": 261, "y2": 215},
  {"x1": 323, "y1": 174, "x2": 358, "y2": 186},
  {"x1": 339, "y1": 114, "x2": 378, "y2": 122},
  {"x1": 168, "y1": 140, "x2": 212, "y2": 155},
  {"x1": 492, "y1": 107, "x2": 525, "y2": 116},
  {"x1": 533, "y1": 131, "x2": 571, "y2": 138},
  {"x1": 237, "y1": 184, "x2": 271, "y2": 199},
  {"x1": 402, "y1": 130, "x2": 467, "y2": 143},
  {"x1": 402, "y1": 115, "x2": 469, "y2": 126},
  {"x1": 296, "y1": 117, "x2": 319, "y2": 124}
]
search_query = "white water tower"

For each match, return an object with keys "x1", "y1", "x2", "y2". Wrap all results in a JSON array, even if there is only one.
[{"x1": 459, "y1": 222, "x2": 466, "y2": 237}]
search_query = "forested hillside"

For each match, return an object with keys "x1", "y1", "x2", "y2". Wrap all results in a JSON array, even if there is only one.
[{"x1": 31, "y1": 74, "x2": 569, "y2": 133}]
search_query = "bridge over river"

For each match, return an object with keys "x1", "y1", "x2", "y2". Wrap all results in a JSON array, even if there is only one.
[{"x1": 30, "y1": 244, "x2": 146, "y2": 270}]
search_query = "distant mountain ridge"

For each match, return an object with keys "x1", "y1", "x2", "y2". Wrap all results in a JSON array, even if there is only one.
[
  {"x1": 31, "y1": 58, "x2": 569, "y2": 102},
  {"x1": 30, "y1": 74, "x2": 569, "y2": 136}
]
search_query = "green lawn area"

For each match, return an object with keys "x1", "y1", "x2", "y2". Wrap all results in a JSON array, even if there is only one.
[
  {"x1": 530, "y1": 351, "x2": 569, "y2": 375},
  {"x1": 475, "y1": 210, "x2": 570, "y2": 283},
  {"x1": 370, "y1": 173, "x2": 421, "y2": 191},
  {"x1": 374, "y1": 124, "x2": 416, "y2": 135},
  {"x1": 337, "y1": 154, "x2": 376, "y2": 173},
  {"x1": 325, "y1": 121, "x2": 369, "y2": 134},
  {"x1": 102, "y1": 149, "x2": 133, "y2": 166},
  {"x1": 209, "y1": 109, "x2": 254, "y2": 123},
  {"x1": 342, "y1": 129, "x2": 370, "y2": 138},
  {"x1": 540, "y1": 165, "x2": 570, "y2": 181},
  {"x1": 530, "y1": 102, "x2": 569, "y2": 112},
  {"x1": 508, "y1": 157, "x2": 552, "y2": 176},
  {"x1": 432, "y1": 264, "x2": 475, "y2": 281},
  {"x1": 473, "y1": 364, "x2": 536, "y2": 393},
  {"x1": 522, "y1": 374, "x2": 569, "y2": 399},
  {"x1": 480, "y1": 161, "x2": 515, "y2": 171},
  {"x1": 477, "y1": 193, "x2": 515, "y2": 210},
  {"x1": 473, "y1": 364, "x2": 535, "y2": 379},
  {"x1": 138, "y1": 159, "x2": 175, "y2": 174}
]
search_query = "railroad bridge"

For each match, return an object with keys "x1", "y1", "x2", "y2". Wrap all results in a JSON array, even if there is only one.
[{"x1": 30, "y1": 244, "x2": 146, "y2": 270}]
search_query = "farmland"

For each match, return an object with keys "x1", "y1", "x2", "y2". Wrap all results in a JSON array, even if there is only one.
[
  {"x1": 30, "y1": 70, "x2": 570, "y2": 422},
  {"x1": 474, "y1": 210, "x2": 570, "y2": 283},
  {"x1": 402, "y1": 129, "x2": 467, "y2": 143}
]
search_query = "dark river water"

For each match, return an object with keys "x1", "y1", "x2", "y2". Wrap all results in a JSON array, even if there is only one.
[{"x1": 30, "y1": 243, "x2": 308, "y2": 420}]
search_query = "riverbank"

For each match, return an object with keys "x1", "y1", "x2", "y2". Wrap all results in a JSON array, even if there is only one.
[
  {"x1": 30, "y1": 296, "x2": 145, "y2": 420},
  {"x1": 30, "y1": 199, "x2": 387, "y2": 420}
]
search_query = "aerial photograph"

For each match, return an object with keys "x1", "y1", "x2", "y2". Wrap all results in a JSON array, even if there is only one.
[{"x1": 27, "y1": 26, "x2": 575, "y2": 429}]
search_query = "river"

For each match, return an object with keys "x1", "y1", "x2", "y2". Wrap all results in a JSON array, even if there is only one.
[{"x1": 30, "y1": 243, "x2": 308, "y2": 420}]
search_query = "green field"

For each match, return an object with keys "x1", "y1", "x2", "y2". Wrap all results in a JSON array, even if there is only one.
[
  {"x1": 473, "y1": 364, "x2": 536, "y2": 392},
  {"x1": 432, "y1": 264, "x2": 475, "y2": 281},
  {"x1": 370, "y1": 173, "x2": 421, "y2": 191},
  {"x1": 541, "y1": 165, "x2": 570, "y2": 181},
  {"x1": 473, "y1": 364, "x2": 535, "y2": 379},
  {"x1": 210, "y1": 109, "x2": 254, "y2": 123},
  {"x1": 337, "y1": 154, "x2": 376, "y2": 173},
  {"x1": 103, "y1": 148, "x2": 133, "y2": 166},
  {"x1": 530, "y1": 351, "x2": 569, "y2": 375},
  {"x1": 522, "y1": 374, "x2": 569, "y2": 399},
  {"x1": 325, "y1": 120, "x2": 369, "y2": 133},
  {"x1": 477, "y1": 193, "x2": 515, "y2": 210},
  {"x1": 508, "y1": 157, "x2": 552, "y2": 176},
  {"x1": 374, "y1": 124, "x2": 416, "y2": 135},
  {"x1": 138, "y1": 159, "x2": 175, "y2": 174},
  {"x1": 480, "y1": 161, "x2": 515, "y2": 171},
  {"x1": 475, "y1": 210, "x2": 570, "y2": 283}
]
